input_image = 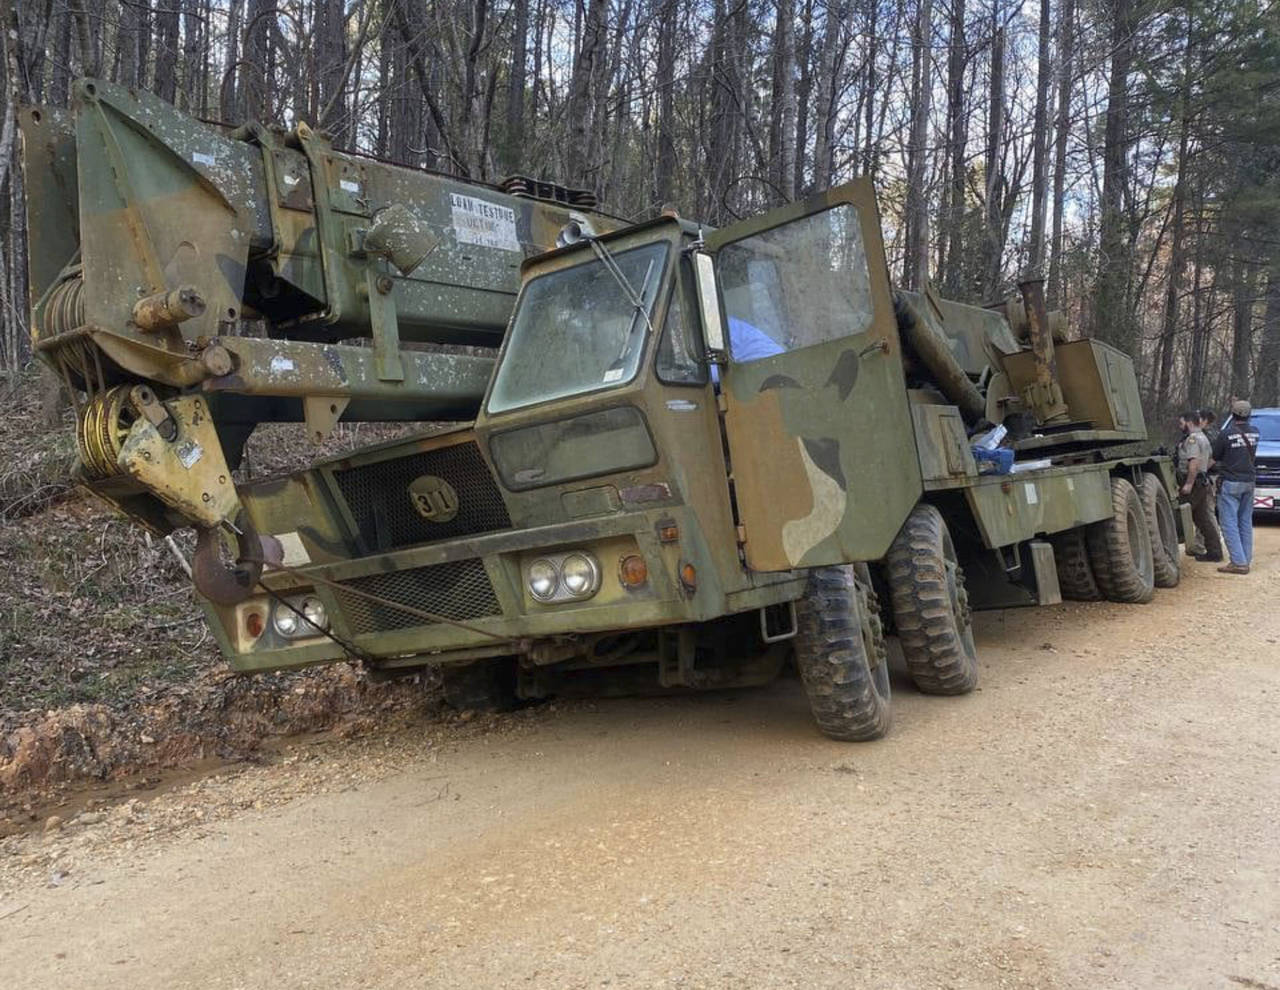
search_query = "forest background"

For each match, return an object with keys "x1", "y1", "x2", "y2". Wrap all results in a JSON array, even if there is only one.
[{"x1": 1, "y1": 0, "x2": 1278, "y2": 420}]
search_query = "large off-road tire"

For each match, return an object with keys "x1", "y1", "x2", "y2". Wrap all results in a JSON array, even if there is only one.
[
  {"x1": 1139, "y1": 473, "x2": 1180, "y2": 589},
  {"x1": 439, "y1": 657, "x2": 518, "y2": 712},
  {"x1": 885, "y1": 503, "x2": 978, "y2": 695},
  {"x1": 1086, "y1": 478, "x2": 1155, "y2": 604},
  {"x1": 794, "y1": 564, "x2": 891, "y2": 741},
  {"x1": 1051, "y1": 528, "x2": 1103, "y2": 601}
]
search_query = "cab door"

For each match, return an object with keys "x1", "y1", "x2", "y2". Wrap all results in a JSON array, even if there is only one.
[{"x1": 706, "y1": 180, "x2": 922, "y2": 571}]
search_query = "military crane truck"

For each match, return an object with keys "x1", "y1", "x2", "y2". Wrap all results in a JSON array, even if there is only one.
[{"x1": 20, "y1": 83, "x2": 1190, "y2": 741}]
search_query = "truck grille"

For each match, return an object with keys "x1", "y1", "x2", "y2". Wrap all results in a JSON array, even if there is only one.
[
  {"x1": 1257, "y1": 459, "x2": 1280, "y2": 487},
  {"x1": 331, "y1": 441, "x2": 512, "y2": 552},
  {"x1": 334, "y1": 558, "x2": 501, "y2": 634}
]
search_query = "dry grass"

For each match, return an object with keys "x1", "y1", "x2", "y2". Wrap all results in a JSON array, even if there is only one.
[
  {"x1": 0, "y1": 497, "x2": 216, "y2": 717},
  {"x1": 0, "y1": 372, "x2": 448, "y2": 800},
  {"x1": 0, "y1": 369, "x2": 78, "y2": 521}
]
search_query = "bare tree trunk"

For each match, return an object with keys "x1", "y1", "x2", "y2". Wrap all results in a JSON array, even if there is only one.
[
  {"x1": 654, "y1": 0, "x2": 678, "y2": 204},
  {"x1": 1094, "y1": 0, "x2": 1135, "y2": 347},
  {"x1": 220, "y1": 0, "x2": 242, "y2": 117},
  {"x1": 137, "y1": 0, "x2": 152, "y2": 92},
  {"x1": 565, "y1": 0, "x2": 607, "y2": 187},
  {"x1": 591, "y1": 0, "x2": 620, "y2": 185},
  {"x1": 49, "y1": 6, "x2": 71, "y2": 104},
  {"x1": 1153, "y1": 23, "x2": 1193, "y2": 414},
  {"x1": 182, "y1": 0, "x2": 202, "y2": 112},
  {"x1": 1230, "y1": 260, "x2": 1255, "y2": 399},
  {"x1": 395, "y1": 0, "x2": 462, "y2": 172},
  {"x1": 941, "y1": 0, "x2": 966, "y2": 296},
  {"x1": 315, "y1": 0, "x2": 347, "y2": 142},
  {"x1": 153, "y1": 0, "x2": 180, "y2": 103},
  {"x1": 240, "y1": 0, "x2": 271, "y2": 121},
  {"x1": 703, "y1": 0, "x2": 741, "y2": 223},
  {"x1": 1047, "y1": 0, "x2": 1075, "y2": 308},
  {"x1": 982, "y1": 23, "x2": 1005, "y2": 298},
  {"x1": 531, "y1": 0, "x2": 546, "y2": 126},
  {"x1": 793, "y1": 0, "x2": 814, "y2": 196},
  {"x1": 1256, "y1": 268, "x2": 1280, "y2": 406},
  {"x1": 1027, "y1": 0, "x2": 1051, "y2": 274},
  {"x1": 505, "y1": 0, "x2": 529, "y2": 173},
  {"x1": 389, "y1": 31, "x2": 423, "y2": 165},
  {"x1": 116, "y1": 0, "x2": 140, "y2": 88},
  {"x1": 1, "y1": 0, "x2": 31, "y2": 370},
  {"x1": 1, "y1": 0, "x2": 20, "y2": 370},
  {"x1": 903, "y1": 0, "x2": 932, "y2": 289},
  {"x1": 769, "y1": 0, "x2": 797, "y2": 203},
  {"x1": 811, "y1": 0, "x2": 845, "y2": 191},
  {"x1": 1187, "y1": 210, "x2": 1209, "y2": 409},
  {"x1": 457, "y1": 0, "x2": 493, "y2": 177},
  {"x1": 862, "y1": 0, "x2": 877, "y2": 178},
  {"x1": 67, "y1": 0, "x2": 95, "y2": 78}
]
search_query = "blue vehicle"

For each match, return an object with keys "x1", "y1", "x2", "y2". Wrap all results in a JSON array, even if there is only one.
[{"x1": 1247, "y1": 409, "x2": 1280, "y2": 515}]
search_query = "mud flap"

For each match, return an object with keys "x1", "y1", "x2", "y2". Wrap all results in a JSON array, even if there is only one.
[{"x1": 1027, "y1": 540, "x2": 1062, "y2": 606}]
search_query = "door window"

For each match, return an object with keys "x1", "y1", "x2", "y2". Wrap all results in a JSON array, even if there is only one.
[
  {"x1": 655, "y1": 260, "x2": 707, "y2": 384},
  {"x1": 717, "y1": 204, "x2": 873, "y2": 362}
]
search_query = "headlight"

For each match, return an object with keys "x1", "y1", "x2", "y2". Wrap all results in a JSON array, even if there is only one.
[
  {"x1": 525, "y1": 551, "x2": 603, "y2": 603},
  {"x1": 301, "y1": 597, "x2": 328, "y2": 631},
  {"x1": 273, "y1": 606, "x2": 300, "y2": 637},
  {"x1": 561, "y1": 553, "x2": 601, "y2": 598},
  {"x1": 272, "y1": 595, "x2": 327, "y2": 639},
  {"x1": 528, "y1": 558, "x2": 559, "y2": 601}
]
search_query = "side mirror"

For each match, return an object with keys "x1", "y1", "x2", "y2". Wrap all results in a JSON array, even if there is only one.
[{"x1": 692, "y1": 252, "x2": 727, "y2": 363}]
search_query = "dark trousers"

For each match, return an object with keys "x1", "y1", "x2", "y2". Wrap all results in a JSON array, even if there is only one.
[{"x1": 1183, "y1": 481, "x2": 1222, "y2": 559}]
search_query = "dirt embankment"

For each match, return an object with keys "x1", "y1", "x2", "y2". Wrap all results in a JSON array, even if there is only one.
[
  {"x1": 0, "y1": 491, "x2": 437, "y2": 829},
  {"x1": 0, "y1": 666, "x2": 435, "y2": 823},
  {"x1": 0, "y1": 372, "x2": 437, "y2": 822}
]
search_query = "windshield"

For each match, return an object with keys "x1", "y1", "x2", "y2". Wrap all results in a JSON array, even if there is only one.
[
  {"x1": 1256, "y1": 413, "x2": 1280, "y2": 442},
  {"x1": 487, "y1": 242, "x2": 669, "y2": 413}
]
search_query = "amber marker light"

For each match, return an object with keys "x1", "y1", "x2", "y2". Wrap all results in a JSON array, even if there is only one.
[
  {"x1": 245, "y1": 611, "x2": 264, "y2": 637},
  {"x1": 619, "y1": 554, "x2": 649, "y2": 589},
  {"x1": 679, "y1": 562, "x2": 697, "y2": 591}
]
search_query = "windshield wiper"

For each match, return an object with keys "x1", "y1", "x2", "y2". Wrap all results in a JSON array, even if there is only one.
[
  {"x1": 588, "y1": 237, "x2": 657, "y2": 382},
  {"x1": 589, "y1": 238, "x2": 655, "y2": 336}
]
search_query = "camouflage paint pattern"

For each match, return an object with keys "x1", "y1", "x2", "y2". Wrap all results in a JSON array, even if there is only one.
[
  {"x1": 18, "y1": 78, "x2": 622, "y2": 538},
  {"x1": 708, "y1": 180, "x2": 923, "y2": 570},
  {"x1": 22, "y1": 79, "x2": 623, "y2": 365},
  {"x1": 174, "y1": 192, "x2": 1181, "y2": 676}
]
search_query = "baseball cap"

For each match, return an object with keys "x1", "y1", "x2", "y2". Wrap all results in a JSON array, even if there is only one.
[{"x1": 1231, "y1": 399, "x2": 1251, "y2": 418}]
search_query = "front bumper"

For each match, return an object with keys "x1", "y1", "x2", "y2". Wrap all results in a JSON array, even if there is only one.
[{"x1": 206, "y1": 506, "x2": 799, "y2": 673}]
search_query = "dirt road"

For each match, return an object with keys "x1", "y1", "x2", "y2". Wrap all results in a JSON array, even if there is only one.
[{"x1": 3, "y1": 530, "x2": 1280, "y2": 989}]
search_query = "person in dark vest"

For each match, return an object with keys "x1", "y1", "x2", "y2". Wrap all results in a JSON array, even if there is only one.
[{"x1": 1210, "y1": 399, "x2": 1261, "y2": 574}]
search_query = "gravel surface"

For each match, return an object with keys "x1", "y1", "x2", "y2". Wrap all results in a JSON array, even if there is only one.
[{"x1": 1, "y1": 528, "x2": 1278, "y2": 989}]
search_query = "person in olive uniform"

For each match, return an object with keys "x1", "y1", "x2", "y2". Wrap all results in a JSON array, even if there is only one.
[
  {"x1": 1197, "y1": 407, "x2": 1224, "y2": 542},
  {"x1": 1211, "y1": 399, "x2": 1261, "y2": 574},
  {"x1": 1177, "y1": 411, "x2": 1221, "y2": 562},
  {"x1": 1199, "y1": 408, "x2": 1221, "y2": 448}
]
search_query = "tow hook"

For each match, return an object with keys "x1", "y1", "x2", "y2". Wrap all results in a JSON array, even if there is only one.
[{"x1": 191, "y1": 512, "x2": 273, "y2": 605}]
